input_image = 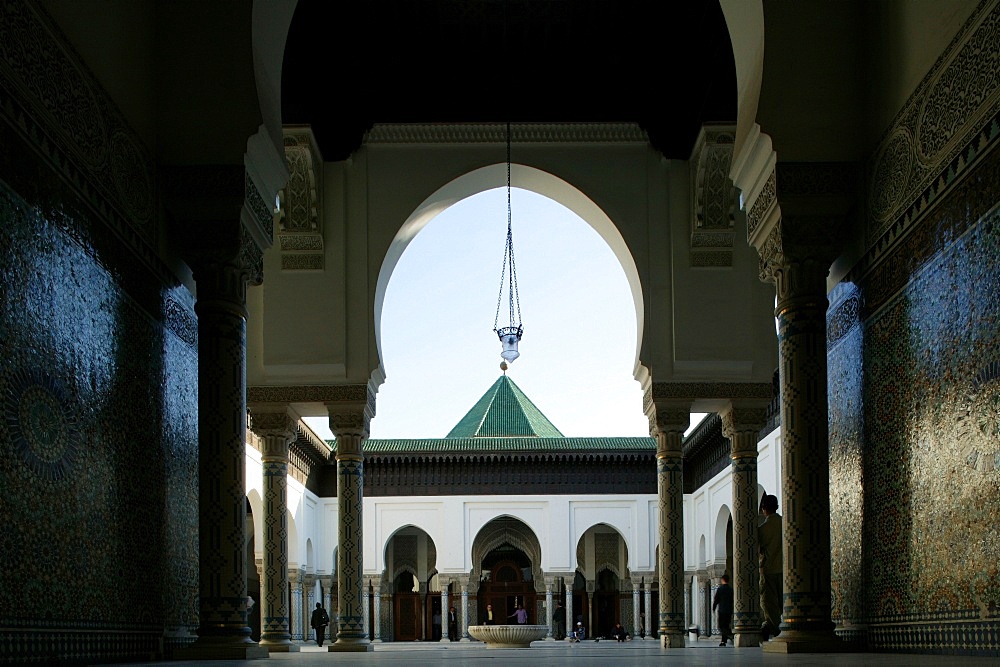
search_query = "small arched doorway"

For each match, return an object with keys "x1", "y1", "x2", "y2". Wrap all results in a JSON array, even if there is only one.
[
  {"x1": 479, "y1": 546, "x2": 535, "y2": 623},
  {"x1": 594, "y1": 568, "x2": 620, "y2": 639}
]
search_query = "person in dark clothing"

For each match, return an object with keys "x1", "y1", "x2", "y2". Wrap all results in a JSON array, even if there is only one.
[
  {"x1": 553, "y1": 601, "x2": 566, "y2": 639},
  {"x1": 310, "y1": 602, "x2": 331, "y2": 647},
  {"x1": 713, "y1": 573, "x2": 734, "y2": 646},
  {"x1": 448, "y1": 605, "x2": 458, "y2": 641},
  {"x1": 611, "y1": 622, "x2": 629, "y2": 642}
]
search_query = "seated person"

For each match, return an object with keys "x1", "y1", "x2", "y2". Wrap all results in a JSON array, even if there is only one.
[
  {"x1": 611, "y1": 622, "x2": 628, "y2": 642},
  {"x1": 572, "y1": 621, "x2": 586, "y2": 642}
]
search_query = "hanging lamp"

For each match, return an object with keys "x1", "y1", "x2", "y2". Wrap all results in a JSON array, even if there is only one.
[{"x1": 493, "y1": 121, "x2": 523, "y2": 369}]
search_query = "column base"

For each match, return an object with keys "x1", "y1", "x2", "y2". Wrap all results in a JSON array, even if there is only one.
[
  {"x1": 733, "y1": 631, "x2": 761, "y2": 647},
  {"x1": 660, "y1": 631, "x2": 686, "y2": 648},
  {"x1": 259, "y1": 640, "x2": 299, "y2": 652},
  {"x1": 762, "y1": 630, "x2": 844, "y2": 653},
  {"x1": 460, "y1": 637, "x2": 472, "y2": 643},
  {"x1": 372, "y1": 639, "x2": 383, "y2": 643},
  {"x1": 175, "y1": 638, "x2": 269, "y2": 660},
  {"x1": 544, "y1": 636, "x2": 555, "y2": 642},
  {"x1": 329, "y1": 638, "x2": 374, "y2": 652}
]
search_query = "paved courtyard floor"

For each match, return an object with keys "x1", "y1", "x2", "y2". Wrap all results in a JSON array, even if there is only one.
[{"x1": 102, "y1": 636, "x2": 998, "y2": 667}]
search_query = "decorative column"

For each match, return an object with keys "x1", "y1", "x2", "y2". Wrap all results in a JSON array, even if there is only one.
[
  {"x1": 684, "y1": 573, "x2": 693, "y2": 630},
  {"x1": 361, "y1": 582, "x2": 370, "y2": 641},
  {"x1": 721, "y1": 403, "x2": 769, "y2": 647},
  {"x1": 460, "y1": 580, "x2": 471, "y2": 642},
  {"x1": 293, "y1": 571, "x2": 306, "y2": 642},
  {"x1": 175, "y1": 196, "x2": 268, "y2": 659},
  {"x1": 328, "y1": 389, "x2": 375, "y2": 652},
  {"x1": 439, "y1": 580, "x2": 450, "y2": 643},
  {"x1": 248, "y1": 409, "x2": 300, "y2": 652},
  {"x1": 632, "y1": 581, "x2": 641, "y2": 637},
  {"x1": 702, "y1": 576, "x2": 712, "y2": 637},
  {"x1": 650, "y1": 403, "x2": 690, "y2": 647},
  {"x1": 372, "y1": 578, "x2": 383, "y2": 643},
  {"x1": 644, "y1": 583, "x2": 654, "y2": 640},
  {"x1": 586, "y1": 582, "x2": 594, "y2": 636},
  {"x1": 544, "y1": 578, "x2": 554, "y2": 640},
  {"x1": 565, "y1": 587, "x2": 573, "y2": 641},
  {"x1": 303, "y1": 572, "x2": 315, "y2": 642},
  {"x1": 758, "y1": 215, "x2": 844, "y2": 653},
  {"x1": 323, "y1": 577, "x2": 333, "y2": 629}
]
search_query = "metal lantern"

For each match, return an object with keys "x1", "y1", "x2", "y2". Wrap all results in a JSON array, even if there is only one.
[{"x1": 493, "y1": 122, "x2": 523, "y2": 365}]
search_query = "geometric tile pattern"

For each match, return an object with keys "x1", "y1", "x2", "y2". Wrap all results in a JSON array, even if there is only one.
[
  {"x1": 829, "y1": 196, "x2": 1000, "y2": 656},
  {"x1": 0, "y1": 160, "x2": 199, "y2": 661}
]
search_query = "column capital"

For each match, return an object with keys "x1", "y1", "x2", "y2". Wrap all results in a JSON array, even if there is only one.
[
  {"x1": 719, "y1": 402, "x2": 769, "y2": 455},
  {"x1": 326, "y1": 384, "x2": 376, "y2": 457},
  {"x1": 249, "y1": 407, "x2": 299, "y2": 445}
]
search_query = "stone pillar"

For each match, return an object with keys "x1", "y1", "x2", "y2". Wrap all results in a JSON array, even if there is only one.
[
  {"x1": 632, "y1": 582, "x2": 641, "y2": 637},
  {"x1": 323, "y1": 577, "x2": 333, "y2": 630},
  {"x1": 565, "y1": 588, "x2": 573, "y2": 641},
  {"x1": 650, "y1": 404, "x2": 690, "y2": 647},
  {"x1": 328, "y1": 390, "x2": 375, "y2": 652},
  {"x1": 249, "y1": 409, "x2": 300, "y2": 652},
  {"x1": 544, "y1": 578, "x2": 554, "y2": 640},
  {"x1": 460, "y1": 581, "x2": 471, "y2": 642},
  {"x1": 293, "y1": 571, "x2": 305, "y2": 642},
  {"x1": 361, "y1": 582, "x2": 370, "y2": 640},
  {"x1": 439, "y1": 580, "x2": 450, "y2": 643},
  {"x1": 684, "y1": 573, "x2": 693, "y2": 630},
  {"x1": 586, "y1": 583, "x2": 594, "y2": 636},
  {"x1": 706, "y1": 576, "x2": 715, "y2": 637},
  {"x1": 758, "y1": 216, "x2": 843, "y2": 653},
  {"x1": 303, "y1": 573, "x2": 315, "y2": 642},
  {"x1": 372, "y1": 578, "x2": 383, "y2": 643},
  {"x1": 721, "y1": 403, "x2": 769, "y2": 647},
  {"x1": 644, "y1": 583, "x2": 654, "y2": 640},
  {"x1": 177, "y1": 215, "x2": 267, "y2": 660}
]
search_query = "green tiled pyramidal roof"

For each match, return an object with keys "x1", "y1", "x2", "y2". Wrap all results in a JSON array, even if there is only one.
[{"x1": 445, "y1": 375, "x2": 563, "y2": 438}]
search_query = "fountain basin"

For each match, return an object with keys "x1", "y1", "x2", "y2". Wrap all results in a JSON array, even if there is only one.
[{"x1": 467, "y1": 624, "x2": 549, "y2": 648}]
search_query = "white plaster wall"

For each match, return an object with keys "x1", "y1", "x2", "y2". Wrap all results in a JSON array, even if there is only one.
[{"x1": 243, "y1": 425, "x2": 783, "y2": 583}]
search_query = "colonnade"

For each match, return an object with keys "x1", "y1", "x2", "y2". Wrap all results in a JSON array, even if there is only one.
[{"x1": 176, "y1": 144, "x2": 844, "y2": 657}]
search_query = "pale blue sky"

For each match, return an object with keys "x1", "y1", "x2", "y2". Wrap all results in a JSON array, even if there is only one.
[{"x1": 304, "y1": 188, "x2": 705, "y2": 441}]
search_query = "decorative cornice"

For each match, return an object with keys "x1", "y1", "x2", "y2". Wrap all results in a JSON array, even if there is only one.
[
  {"x1": 650, "y1": 382, "x2": 773, "y2": 400},
  {"x1": 364, "y1": 122, "x2": 650, "y2": 145},
  {"x1": 248, "y1": 384, "x2": 370, "y2": 404}
]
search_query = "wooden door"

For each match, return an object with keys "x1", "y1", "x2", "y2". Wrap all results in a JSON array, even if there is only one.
[{"x1": 394, "y1": 593, "x2": 421, "y2": 641}]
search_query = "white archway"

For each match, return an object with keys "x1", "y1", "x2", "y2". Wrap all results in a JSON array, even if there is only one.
[{"x1": 374, "y1": 163, "x2": 645, "y2": 386}]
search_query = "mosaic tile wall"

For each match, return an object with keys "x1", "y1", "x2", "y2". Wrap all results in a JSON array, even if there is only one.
[
  {"x1": 0, "y1": 149, "x2": 200, "y2": 660},
  {"x1": 828, "y1": 148, "x2": 1000, "y2": 656}
]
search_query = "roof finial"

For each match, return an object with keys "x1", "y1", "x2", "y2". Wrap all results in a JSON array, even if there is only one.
[{"x1": 500, "y1": 361, "x2": 508, "y2": 374}]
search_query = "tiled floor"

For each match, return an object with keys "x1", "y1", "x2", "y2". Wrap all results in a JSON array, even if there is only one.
[{"x1": 103, "y1": 637, "x2": 998, "y2": 666}]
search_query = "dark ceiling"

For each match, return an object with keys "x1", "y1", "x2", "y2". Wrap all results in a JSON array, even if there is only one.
[{"x1": 282, "y1": 0, "x2": 736, "y2": 161}]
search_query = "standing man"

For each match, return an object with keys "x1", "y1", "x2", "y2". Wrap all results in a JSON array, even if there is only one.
[
  {"x1": 310, "y1": 602, "x2": 330, "y2": 647},
  {"x1": 484, "y1": 603, "x2": 494, "y2": 625},
  {"x1": 757, "y1": 494, "x2": 783, "y2": 642},
  {"x1": 712, "y1": 573, "x2": 734, "y2": 646},
  {"x1": 553, "y1": 600, "x2": 566, "y2": 640},
  {"x1": 448, "y1": 605, "x2": 458, "y2": 641}
]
